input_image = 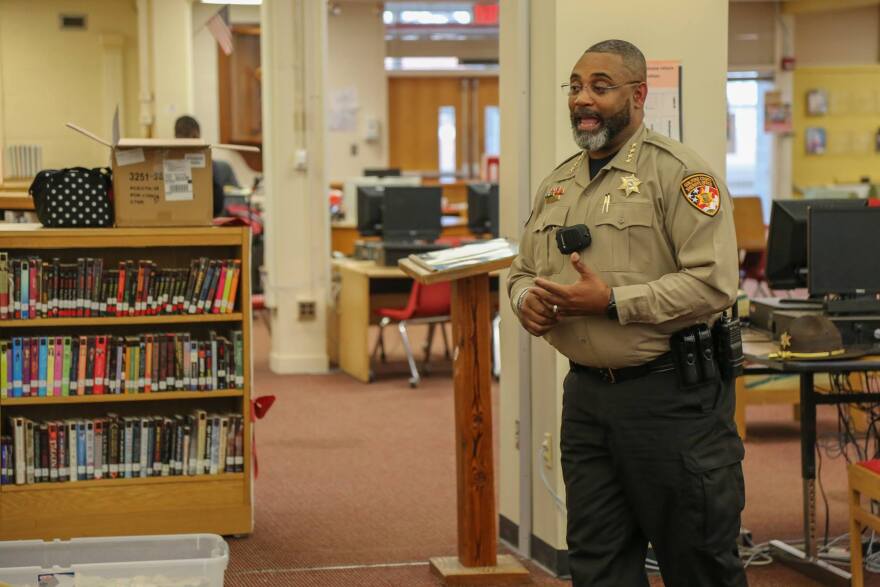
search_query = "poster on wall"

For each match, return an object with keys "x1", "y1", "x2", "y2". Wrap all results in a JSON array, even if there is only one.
[
  {"x1": 764, "y1": 91, "x2": 793, "y2": 134},
  {"x1": 805, "y1": 127, "x2": 826, "y2": 155},
  {"x1": 644, "y1": 60, "x2": 682, "y2": 141},
  {"x1": 806, "y1": 89, "x2": 828, "y2": 116}
]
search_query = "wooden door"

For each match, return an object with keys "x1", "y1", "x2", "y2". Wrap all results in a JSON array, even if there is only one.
[
  {"x1": 388, "y1": 77, "x2": 462, "y2": 174},
  {"x1": 389, "y1": 75, "x2": 498, "y2": 177},
  {"x1": 218, "y1": 25, "x2": 263, "y2": 171}
]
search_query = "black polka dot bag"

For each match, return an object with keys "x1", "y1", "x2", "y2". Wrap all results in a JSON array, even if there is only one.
[{"x1": 28, "y1": 167, "x2": 114, "y2": 227}]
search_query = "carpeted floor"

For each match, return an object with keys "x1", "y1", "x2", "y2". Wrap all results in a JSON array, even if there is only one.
[{"x1": 227, "y1": 319, "x2": 880, "y2": 586}]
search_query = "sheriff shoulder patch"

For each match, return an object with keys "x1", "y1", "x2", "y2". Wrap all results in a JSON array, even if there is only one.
[{"x1": 680, "y1": 173, "x2": 721, "y2": 217}]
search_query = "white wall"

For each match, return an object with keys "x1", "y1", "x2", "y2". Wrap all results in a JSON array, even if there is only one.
[
  {"x1": 0, "y1": 0, "x2": 140, "y2": 172},
  {"x1": 326, "y1": 1, "x2": 388, "y2": 182}
]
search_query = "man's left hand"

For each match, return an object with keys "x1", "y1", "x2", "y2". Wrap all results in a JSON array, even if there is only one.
[{"x1": 532, "y1": 252, "x2": 611, "y2": 317}]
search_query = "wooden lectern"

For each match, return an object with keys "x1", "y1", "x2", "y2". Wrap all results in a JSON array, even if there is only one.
[{"x1": 400, "y1": 246, "x2": 530, "y2": 586}]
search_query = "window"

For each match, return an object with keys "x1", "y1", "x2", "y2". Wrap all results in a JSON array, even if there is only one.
[
  {"x1": 438, "y1": 106, "x2": 457, "y2": 177},
  {"x1": 726, "y1": 78, "x2": 774, "y2": 221},
  {"x1": 484, "y1": 106, "x2": 499, "y2": 157}
]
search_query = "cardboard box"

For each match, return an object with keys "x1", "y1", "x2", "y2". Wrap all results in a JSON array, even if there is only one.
[
  {"x1": 111, "y1": 138, "x2": 213, "y2": 227},
  {"x1": 68, "y1": 117, "x2": 258, "y2": 227}
]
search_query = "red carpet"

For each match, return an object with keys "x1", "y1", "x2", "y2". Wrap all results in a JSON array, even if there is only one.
[{"x1": 226, "y1": 320, "x2": 880, "y2": 586}]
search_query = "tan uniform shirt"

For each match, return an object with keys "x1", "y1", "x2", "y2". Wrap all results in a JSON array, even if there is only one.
[{"x1": 507, "y1": 124, "x2": 739, "y2": 368}]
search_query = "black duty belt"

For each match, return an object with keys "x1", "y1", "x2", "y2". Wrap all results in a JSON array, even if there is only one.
[{"x1": 569, "y1": 352, "x2": 675, "y2": 384}]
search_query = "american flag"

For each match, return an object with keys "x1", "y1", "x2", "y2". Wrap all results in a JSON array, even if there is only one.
[{"x1": 206, "y1": 6, "x2": 234, "y2": 56}]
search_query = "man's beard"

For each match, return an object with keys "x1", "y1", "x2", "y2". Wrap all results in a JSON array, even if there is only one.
[{"x1": 571, "y1": 100, "x2": 631, "y2": 152}]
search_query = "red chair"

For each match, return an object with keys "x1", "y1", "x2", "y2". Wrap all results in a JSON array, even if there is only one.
[{"x1": 372, "y1": 281, "x2": 451, "y2": 387}]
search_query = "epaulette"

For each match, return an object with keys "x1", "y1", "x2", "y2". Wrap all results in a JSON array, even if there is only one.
[
  {"x1": 554, "y1": 151, "x2": 582, "y2": 171},
  {"x1": 642, "y1": 131, "x2": 690, "y2": 168}
]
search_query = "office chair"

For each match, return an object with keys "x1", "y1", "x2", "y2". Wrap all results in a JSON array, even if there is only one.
[
  {"x1": 372, "y1": 281, "x2": 451, "y2": 388},
  {"x1": 732, "y1": 196, "x2": 769, "y2": 297}
]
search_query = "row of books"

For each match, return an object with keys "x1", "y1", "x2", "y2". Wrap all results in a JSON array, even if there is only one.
[
  {"x1": 2, "y1": 411, "x2": 244, "y2": 485},
  {"x1": 0, "y1": 331, "x2": 244, "y2": 398},
  {"x1": 0, "y1": 254, "x2": 242, "y2": 319}
]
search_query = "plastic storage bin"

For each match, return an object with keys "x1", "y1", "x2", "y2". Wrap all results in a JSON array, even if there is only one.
[{"x1": 0, "y1": 534, "x2": 228, "y2": 587}]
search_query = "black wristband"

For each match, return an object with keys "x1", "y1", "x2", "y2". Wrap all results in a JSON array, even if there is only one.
[{"x1": 605, "y1": 289, "x2": 618, "y2": 321}]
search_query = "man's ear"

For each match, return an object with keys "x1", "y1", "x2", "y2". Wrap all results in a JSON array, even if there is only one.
[{"x1": 632, "y1": 82, "x2": 648, "y2": 110}]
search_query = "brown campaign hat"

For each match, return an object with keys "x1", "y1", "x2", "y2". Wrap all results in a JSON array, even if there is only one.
[{"x1": 768, "y1": 315, "x2": 868, "y2": 361}]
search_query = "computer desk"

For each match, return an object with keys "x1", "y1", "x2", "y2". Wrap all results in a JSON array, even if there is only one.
[
  {"x1": 743, "y1": 329, "x2": 880, "y2": 585},
  {"x1": 331, "y1": 258, "x2": 499, "y2": 383},
  {"x1": 330, "y1": 216, "x2": 472, "y2": 256}
]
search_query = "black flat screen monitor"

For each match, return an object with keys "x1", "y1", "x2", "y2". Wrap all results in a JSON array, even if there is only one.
[
  {"x1": 808, "y1": 206, "x2": 880, "y2": 296},
  {"x1": 467, "y1": 183, "x2": 499, "y2": 237},
  {"x1": 765, "y1": 198, "x2": 866, "y2": 290},
  {"x1": 363, "y1": 168, "x2": 401, "y2": 178},
  {"x1": 382, "y1": 186, "x2": 442, "y2": 242},
  {"x1": 356, "y1": 186, "x2": 385, "y2": 236}
]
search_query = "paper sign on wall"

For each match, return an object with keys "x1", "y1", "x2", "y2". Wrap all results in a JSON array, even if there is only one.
[
  {"x1": 644, "y1": 60, "x2": 682, "y2": 141},
  {"x1": 329, "y1": 86, "x2": 359, "y2": 132}
]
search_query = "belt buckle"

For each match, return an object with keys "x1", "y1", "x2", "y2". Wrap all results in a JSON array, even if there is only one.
[{"x1": 603, "y1": 368, "x2": 616, "y2": 383}]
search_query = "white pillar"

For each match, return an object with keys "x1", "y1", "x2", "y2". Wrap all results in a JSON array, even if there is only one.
[
  {"x1": 261, "y1": 0, "x2": 330, "y2": 374},
  {"x1": 774, "y1": 13, "x2": 795, "y2": 200},
  {"x1": 498, "y1": 0, "x2": 729, "y2": 568},
  {"x1": 150, "y1": 0, "x2": 194, "y2": 138}
]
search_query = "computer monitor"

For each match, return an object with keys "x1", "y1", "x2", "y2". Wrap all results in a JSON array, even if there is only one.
[
  {"x1": 382, "y1": 186, "x2": 442, "y2": 242},
  {"x1": 808, "y1": 206, "x2": 880, "y2": 296},
  {"x1": 467, "y1": 183, "x2": 499, "y2": 237},
  {"x1": 765, "y1": 198, "x2": 866, "y2": 290},
  {"x1": 342, "y1": 175, "x2": 421, "y2": 226},
  {"x1": 356, "y1": 186, "x2": 385, "y2": 236},
  {"x1": 363, "y1": 168, "x2": 401, "y2": 178}
]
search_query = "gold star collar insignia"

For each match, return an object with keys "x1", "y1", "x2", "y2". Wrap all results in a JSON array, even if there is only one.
[
  {"x1": 618, "y1": 174, "x2": 641, "y2": 196},
  {"x1": 780, "y1": 332, "x2": 792, "y2": 349}
]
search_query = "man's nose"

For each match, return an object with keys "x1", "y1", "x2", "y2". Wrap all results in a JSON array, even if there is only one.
[{"x1": 572, "y1": 88, "x2": 595, "y2": 108}]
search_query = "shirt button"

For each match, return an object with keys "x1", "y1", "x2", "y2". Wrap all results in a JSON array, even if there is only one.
[{"x1": 617, "y1": 217, "x2": 625, "y2": 225}]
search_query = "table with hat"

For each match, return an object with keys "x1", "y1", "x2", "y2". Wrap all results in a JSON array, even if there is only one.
[{"x1": 743, "y1": 314, "x2": 880, "y2": 585}]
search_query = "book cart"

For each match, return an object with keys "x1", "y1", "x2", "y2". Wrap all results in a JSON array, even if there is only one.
[{"x1": 0, "y1": 225, "x2": 253, "y2": 540}]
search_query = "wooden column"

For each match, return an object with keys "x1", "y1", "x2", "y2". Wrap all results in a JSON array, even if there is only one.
[
  {"x1": 400, "y1": 256, "x2": 528, "y2": 585},
  {"x1": 451, "y1": 273, "x2": 496, "y2": 566}
]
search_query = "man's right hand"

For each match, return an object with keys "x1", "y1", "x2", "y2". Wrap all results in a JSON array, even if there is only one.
[{"x1": 518, "y1": 289, "x2": 559, "y2": 337}]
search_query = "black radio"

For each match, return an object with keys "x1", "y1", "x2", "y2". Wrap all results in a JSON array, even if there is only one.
[{"x1": 555, "y1": 224, "x2": 591, "y2": 255}]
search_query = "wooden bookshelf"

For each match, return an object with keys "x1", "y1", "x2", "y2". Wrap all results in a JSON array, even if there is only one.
[
  {"x1": 2, "y1": 389, "x2": 244, "y2": 406},
  {"x1": 0, "y1": 226, "x2": 254, "y2": 540},
  {"x1": 0, "y1": 313, "x2": 243, "y2": 328}
]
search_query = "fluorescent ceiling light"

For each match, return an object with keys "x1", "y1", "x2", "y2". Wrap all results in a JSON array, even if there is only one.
[{"x1": 452, "y1": 10, "x2": 471, "y2": 24}]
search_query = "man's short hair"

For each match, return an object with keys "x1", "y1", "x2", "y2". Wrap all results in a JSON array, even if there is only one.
[
  {"x1": 174, "y1": 115, "x2": 201, "y2": 139},
  {"x1": 585, "y1": 40, "x2": 647, "y2": 82}
]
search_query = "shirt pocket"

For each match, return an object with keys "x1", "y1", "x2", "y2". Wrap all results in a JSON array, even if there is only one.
[
  {"x1": 531, "y1": 205, "x2": 569, "y2": 276},
  {"x1": 593, "y1": 202, "x2": 654, "y2": 272}
]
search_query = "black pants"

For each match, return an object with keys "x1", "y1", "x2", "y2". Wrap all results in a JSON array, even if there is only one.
[{"x1": 561, "y1": 367, "x2": 748, "y2": 587}]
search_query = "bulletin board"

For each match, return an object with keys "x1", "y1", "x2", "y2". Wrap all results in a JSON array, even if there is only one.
[
  {"x1": 644, "y1": 60, "x2": 682, "y2": 141},
  {"x1": 793, "y1": 65, "x2": 880, "y2": 187}
]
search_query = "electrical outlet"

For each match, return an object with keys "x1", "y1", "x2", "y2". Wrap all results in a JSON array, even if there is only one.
[
  {"x1": 541, "y1": 432, "x2": 553, "y2": 469},
  {"x1": 297, "y1": 299, "x2": 316, "y2": 321},
  {"x1": 514, "y1": 420, "x2": 519, "y2": 450}
]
